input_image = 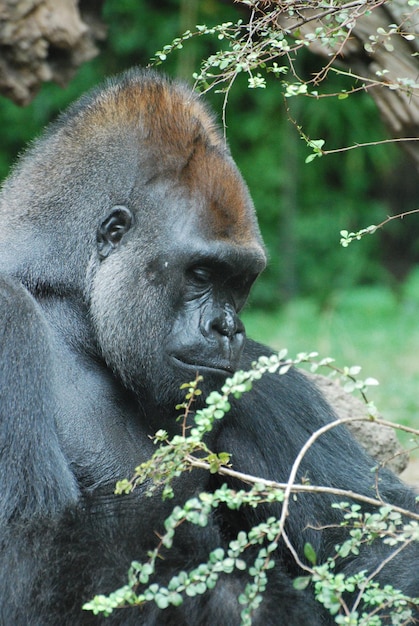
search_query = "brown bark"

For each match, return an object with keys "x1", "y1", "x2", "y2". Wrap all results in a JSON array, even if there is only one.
[{"x1": 0, "y1": 0, "x2": 106, "y2": 105}]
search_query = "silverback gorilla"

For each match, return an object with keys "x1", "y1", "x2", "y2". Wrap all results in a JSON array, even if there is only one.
[{"x1": 0, "y1": 68, "x2": 418, "y2": 625}]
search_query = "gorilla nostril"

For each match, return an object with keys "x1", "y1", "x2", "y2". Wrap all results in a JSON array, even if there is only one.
[{"x1": 210, "y1": 306, "x2": 244, "y2": 339}]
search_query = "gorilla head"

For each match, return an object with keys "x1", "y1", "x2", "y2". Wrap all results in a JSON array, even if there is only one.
[{"x1": 0, "y1": 69, "x2": 266, "y2": 411}]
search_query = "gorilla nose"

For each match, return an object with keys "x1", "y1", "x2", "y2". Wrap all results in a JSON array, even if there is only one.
[
  {"x1": 206, "y1": 304, "x2": 245, "y2": 340},
  {"x1": 197, "y1": 305, "x2": 245, "y2": 372}
]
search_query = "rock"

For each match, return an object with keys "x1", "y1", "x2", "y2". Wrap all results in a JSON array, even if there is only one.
[
  {"x1": 309, "y1": 373, "x2": 409, "y2": 475},
  {"x1": 0, "y1": 0, "x2": 106, "y2": 105}
]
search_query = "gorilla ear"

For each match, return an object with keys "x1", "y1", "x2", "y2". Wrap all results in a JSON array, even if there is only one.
[{"x1": 97, "y1": 206, "x2": 133, "y2": 260}]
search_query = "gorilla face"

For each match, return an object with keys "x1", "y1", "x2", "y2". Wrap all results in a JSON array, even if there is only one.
[{"x1": 89, "y1": 150, "x2": 266, "y2": 408}]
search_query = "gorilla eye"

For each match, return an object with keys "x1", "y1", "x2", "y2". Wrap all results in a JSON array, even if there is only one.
[
  {"x1": 189, "y1": 267, "x2": 212, "y2": 285},
  {"x1": 97, "y1": 205, "x2": 133, "y2": 260}
]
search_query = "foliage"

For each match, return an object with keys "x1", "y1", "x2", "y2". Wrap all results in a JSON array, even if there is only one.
[
  {"x1": 152, "y1": 0, "x2": 418, "y2": 146},
  {"x1": 340, "y1": 209, "x2": 419, "y2": 247},
  {"x1": 83, "y1": 354, "x2": 419, "y2": 624}
]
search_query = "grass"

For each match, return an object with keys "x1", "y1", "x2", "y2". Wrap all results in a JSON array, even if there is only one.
[{"x1": 243, "y1": 281, "x2": 419, "y2": 454}]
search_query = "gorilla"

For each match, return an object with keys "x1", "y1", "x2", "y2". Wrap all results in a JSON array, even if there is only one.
[{"x1": 0, "y1": 67, "x2": 418, "y2": 625}]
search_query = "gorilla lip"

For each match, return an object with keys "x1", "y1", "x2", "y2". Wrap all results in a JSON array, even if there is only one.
[{"x1": 170, "y1": 355, "x2": 235, "y2": 376}]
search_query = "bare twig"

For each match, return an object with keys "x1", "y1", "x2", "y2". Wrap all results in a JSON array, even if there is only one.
[{"x1": 186, "y1": 415, "x2": 419, "y2": 522}]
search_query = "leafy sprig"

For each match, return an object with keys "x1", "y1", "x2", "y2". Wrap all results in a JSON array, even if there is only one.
[{"x1": 84, "y1": 351, "x2": 419, "y2": 622}]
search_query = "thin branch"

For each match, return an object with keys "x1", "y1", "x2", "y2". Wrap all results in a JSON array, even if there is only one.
[
  {"x1": 370, "y1": 208, "x2": 419, "y2": 231},
  {"x1": 351, "y1": 540, "x2": 414, "y2": 613},
  {"x1": 186, "y1": 415, "x2": 419, "y2": 522},
  {"x1": 282, "y1": 529, "x2": 313, "y2": 572},
  {"x1": 323, "y1": 137, "x2": 419, "y2": 156}
]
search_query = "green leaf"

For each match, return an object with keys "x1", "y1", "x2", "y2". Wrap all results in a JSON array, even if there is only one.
[
  {"x1": 293, "y1": 576, "x2": 311, "y2": 590},
  {"x1": 304, "y1": 542, "x2": 317, "y2": 565},
  {"x1": 305, "y1": 153, "x2": 319, "y2": 164}
]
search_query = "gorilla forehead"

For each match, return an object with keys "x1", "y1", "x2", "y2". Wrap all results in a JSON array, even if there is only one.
[{"x1": 129, "y1": 144, "x2": 262, "y2": 247}]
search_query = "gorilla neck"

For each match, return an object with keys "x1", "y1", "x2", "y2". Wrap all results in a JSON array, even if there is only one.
[{"x1": 33, "y1": 291, "x2": 101, "y2": 361}]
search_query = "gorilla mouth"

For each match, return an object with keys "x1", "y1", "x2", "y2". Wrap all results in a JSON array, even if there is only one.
[{"x1": 170, "y1": 355, "x2": 235, "y2": 376}]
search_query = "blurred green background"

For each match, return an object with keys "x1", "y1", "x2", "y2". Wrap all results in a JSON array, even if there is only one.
[{"x1": 1, "y1": 0, "x2": 419, "y2": 438}]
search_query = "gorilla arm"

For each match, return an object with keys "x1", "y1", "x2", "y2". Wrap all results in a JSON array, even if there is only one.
[
  {"x1": 0, "y1": 275, "x2": 79, "y2": 523},
  {"x1": 0, "y1": 275, "x2": 81, "y2": 619}
]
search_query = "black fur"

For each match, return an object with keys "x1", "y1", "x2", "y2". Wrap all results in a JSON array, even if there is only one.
[{"x1": 0, "y1": 68, "x2": 417, "y2": 625}]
